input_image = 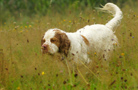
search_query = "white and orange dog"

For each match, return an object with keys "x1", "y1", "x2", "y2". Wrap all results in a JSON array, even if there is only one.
[{"x1": 41, "y1": 3, "x2": 123, "y2": 64}]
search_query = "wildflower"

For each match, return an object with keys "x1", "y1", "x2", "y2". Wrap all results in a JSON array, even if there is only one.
[
  {"x1": 69, "y1": 21, "x2": 71, "y2": 22},
  {"x1": 130, "y1": 73, "x2": 133, "y2": 76},
  {"x1": 74, "y1": 73, "x2": 78, "y2": 77},
  {"x1": 25, "y1": 26, "x2": 27, "y2": 28},
  {"x1": 88, "y1": 19, "x2": 90, "y2": 22},
  {"x1": 73, "y1": 84, "x2": 77, "y2": 87},
  {"x1": 121, "y1": 53, "x2": 125, "y2": 56},
  {"x1": 63, "y1": 20, "x2": 66, "y2": 21},
  {"x1": 4, "y1": 22, "x2": 6, "y2": 24},
  {"x1": 17, "y1": 87, "x2": 20, "y2": 90},
  {"x1": 96, "y1": 65, "x2": 99, "y2": 68},
  {"x1": 20, "y1": 30, "x2": 23, "y2": 32},
  {"x1": 13, "y1": 22, "x2": 16, "y2": 24},
  {"x1": 132, "y1": 36, "x2": 134, "y2": 38},
  {"x1": 124, "y1": 79, "x2": 127, "y2": 82},
  {"x1": 35, "y1": 67, "x2": 37, "y2": 70},
  {"x1": 121, "y1": 77, "x2": 123, "y2": 80},
  {"x1": 119, "y1": 56, "x2": 122, "y2": 58},
  {"x1": 42, "y1": 71, "x2": 45, "y2": 75},
  {"x1": 63, "y1": 80, "x2": 66, "y2": 84},
  {"x1": 27, "y1": 39, "x2": 29, "y2": 43},
  {"x1": 56, "y1": 74, "x2": 58, "y2": 77},
  {"x1": 130, "y1": 33, "x2": 132, "y2": 37},
  {"x1": 29, "y1": 25, "x2": 32, "y2": 28},
  {"x1": 15, "y1": 26, "x2": 19, "y2": 29},
  {"x1": 5, "y1": 68, "x2": 8, "y2": 70},
  {"x1": 20, "y1": 75, "x2": 23, "y2": 78},
  {"x1": 48, "y1": 84, "x2": 50, "y2": 86},
  {"x1": 60, "y1": 70, "x2": 63, "y2": 73},
  {"x1": 94, "y1": 52, "x2": 97, "y2": 55}
]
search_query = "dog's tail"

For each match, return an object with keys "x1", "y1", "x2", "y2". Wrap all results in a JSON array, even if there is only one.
[{"x1": 97, "y1": 3, "x2": 123, "y2": 31}]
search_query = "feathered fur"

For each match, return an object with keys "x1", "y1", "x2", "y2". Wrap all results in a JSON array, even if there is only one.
[
  {"x1": 98, "y1": 3, "x2": 123, "y2": 31},
  {"x1": 41, "y1": 3, "x2": 123, "y2": 64},
  {"x1": 77, "y1": 3, "x2": 123, "y2": 60}
]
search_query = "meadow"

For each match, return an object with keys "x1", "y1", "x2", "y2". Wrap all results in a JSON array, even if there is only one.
[{"x1": 0, "y1": 2, "x2": 138, "y2": 90}]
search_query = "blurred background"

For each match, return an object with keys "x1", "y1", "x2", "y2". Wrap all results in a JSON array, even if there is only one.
[
  {"x1": 0, "y1": 0, "x2": 138, "y2": 89},
  {"x1": 0, "y1": 0, "x2": 137, "y2": 24}
]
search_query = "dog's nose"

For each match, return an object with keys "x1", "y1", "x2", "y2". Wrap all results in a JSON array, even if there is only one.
[{"x1": 42, "y1": 44, "x2": 48, "y2": 49}]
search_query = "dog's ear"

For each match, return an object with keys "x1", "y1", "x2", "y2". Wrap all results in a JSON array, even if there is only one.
[
  {"x1": 59, "y1": 33, "x2": 70, "y2": 56},
  {"x1": 55, "y1": 31, "x2": 70, "y2": 56}
]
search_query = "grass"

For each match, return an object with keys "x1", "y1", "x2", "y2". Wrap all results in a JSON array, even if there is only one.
[{"x1": 0, "y1": 4, "x2": 138, "y2": 90}]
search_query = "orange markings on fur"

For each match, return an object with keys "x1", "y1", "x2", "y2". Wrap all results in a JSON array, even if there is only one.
[
  {"x1": 81, "y1": 35, "x2": 89, "y2": 46},
  {"x1": 53, "y1": 30, "x2": 71, "y2": 56}
]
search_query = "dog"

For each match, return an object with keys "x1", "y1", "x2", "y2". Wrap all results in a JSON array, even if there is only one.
[{"x1": 41, "y1": 3, "x2": 123, "y2": 64}]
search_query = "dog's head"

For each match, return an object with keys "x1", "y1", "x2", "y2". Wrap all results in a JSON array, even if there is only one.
[{"x1": 41, "y1": 29, "x2": 70, "y2": 56}]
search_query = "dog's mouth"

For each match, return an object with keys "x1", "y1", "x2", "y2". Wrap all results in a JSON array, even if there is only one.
[
  {"x1": 41, "y1": 47, "x2": 54, "y2": 56},
  {"x1": 41, "y1": 47, "x2": 48, "y2": 54}
]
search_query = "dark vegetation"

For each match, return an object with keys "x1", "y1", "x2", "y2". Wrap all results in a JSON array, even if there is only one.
[{"x1": 0, "y1": 0, "x2": 137, "y2": 23}]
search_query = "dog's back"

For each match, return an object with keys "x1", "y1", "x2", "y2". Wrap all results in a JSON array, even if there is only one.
[{"x1": 77, "y1": 3, "x2": 122, "y2": 60}]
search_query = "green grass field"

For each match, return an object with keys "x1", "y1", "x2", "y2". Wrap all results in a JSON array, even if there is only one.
[{"x1": 0, "y1": 3, "x2": 138, "y2": 90}]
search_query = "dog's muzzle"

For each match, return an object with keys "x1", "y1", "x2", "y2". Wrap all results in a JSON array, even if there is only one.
[{"x1": 41, "y1": 44, "x2": 49, "y2": 54}]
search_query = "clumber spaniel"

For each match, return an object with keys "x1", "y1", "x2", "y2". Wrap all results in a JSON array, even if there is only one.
[{"x1": 41, "y1": 3, "x2": 123, "y2": 64}]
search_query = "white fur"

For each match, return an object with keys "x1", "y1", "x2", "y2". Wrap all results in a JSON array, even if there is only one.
[
  {"x1": 42, "y1": 29, "x2": 90, "y2": 63},
  {"x1": 77, "y1": 3, "x2": 123, "y2": 60},
  {"x1": 42, "y1": 3, "x2": 123, "y2": 64},
  {"x1": 100, "y1": 3, "x2": 123, "y2": 31},
  {"x1": 66, "y1": 32, "x2": 90, "y2": 63},
  {"x1": 43, "y1": 29, "x2": 59, "y2": 54}
]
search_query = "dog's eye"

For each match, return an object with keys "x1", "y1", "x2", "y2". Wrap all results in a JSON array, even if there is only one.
[
  {"x1": 42, "y1": 39, "x2": 45, "y2": 42},
  {"x1": 50, "y1": 38, "x2": 56, "y2": 42}
]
